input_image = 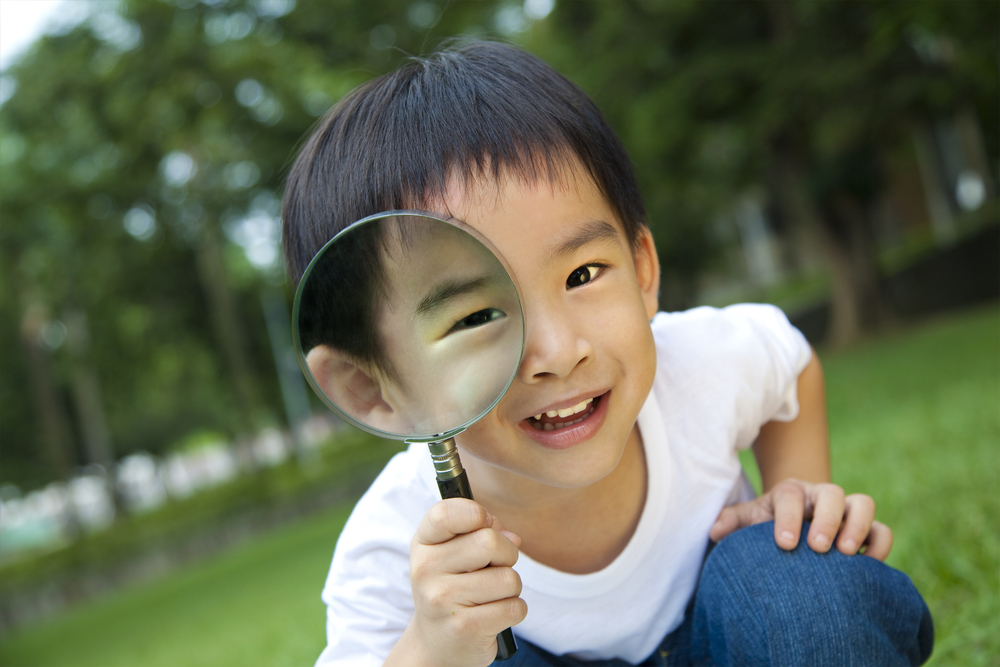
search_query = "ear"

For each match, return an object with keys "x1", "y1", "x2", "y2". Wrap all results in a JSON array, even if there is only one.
[
  {"x1": 633, "y1": 226, "x2": 660, "y2": 319},
  {"x1": 304, "y1": 345, "x2": 400, "y2": 430}
]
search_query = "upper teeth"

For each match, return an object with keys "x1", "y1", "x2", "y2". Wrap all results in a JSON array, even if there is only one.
[{"x1": 535, "y1": 397, "x2": 593, "y2": 421}]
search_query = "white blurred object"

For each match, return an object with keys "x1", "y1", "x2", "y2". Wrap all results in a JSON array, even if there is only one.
[
  {"x1": 163, "y1": 442, "x2": 239, "y2": 498},
  {"x1": 117, "y1": 452, "x2": 167, "y2": 512},
  {"x1": 956, "y1": 170, "x2": 986, "y2": 211},
  {"x1": 68, "y1": 475, "x2": 115, "y2": 531},
  {"x1": 253, "y1": 428, "x2": 288, "y2": 467}
]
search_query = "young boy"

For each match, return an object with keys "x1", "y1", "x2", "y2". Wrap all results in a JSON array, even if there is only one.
[{"x1": 283, "y1": 41, "x2": 933, "y2": 667}]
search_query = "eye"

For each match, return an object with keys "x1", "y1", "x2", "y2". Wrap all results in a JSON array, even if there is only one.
[
  {"x1": 566, "y1": 264, "x2": 607, "y2": 289},
  {"x1": 448, "y1": 308, "x2": 505, "y2": 333}
]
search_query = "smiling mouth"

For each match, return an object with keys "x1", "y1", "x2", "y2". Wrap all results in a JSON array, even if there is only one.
[{"x1": 526, "y1": 395, "x2": 601, "y2": 431}]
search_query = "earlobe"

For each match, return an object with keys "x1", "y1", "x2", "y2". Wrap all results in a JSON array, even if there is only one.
[
  {"x1": 304, "y1": 345, "x2": 399, "y2": 429},
  {"x1": 634, "y1": 227, "x2": 660, "y2": 319}
]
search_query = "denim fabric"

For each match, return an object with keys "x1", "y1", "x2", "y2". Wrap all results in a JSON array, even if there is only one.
[{"x1": 495, "y1": 522, "x2": 933, "y2": 667}]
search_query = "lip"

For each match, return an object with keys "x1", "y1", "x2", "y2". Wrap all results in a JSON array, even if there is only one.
[{"x1": 518, "y1": 391, "x2": 610, "y2": 450}]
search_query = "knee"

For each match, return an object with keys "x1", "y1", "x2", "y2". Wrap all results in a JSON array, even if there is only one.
[{"x1": 693, "y1": 521, "x2": 933, "y2": 666}]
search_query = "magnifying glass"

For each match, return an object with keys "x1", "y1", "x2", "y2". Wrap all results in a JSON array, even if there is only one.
[{"x1": 292, "y1": 211, "x2": 523, "y2": 661}]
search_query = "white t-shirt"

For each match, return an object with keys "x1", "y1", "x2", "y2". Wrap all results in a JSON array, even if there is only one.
[{"x1": 316, "y1": 304, "x2": 812, "y2": 666}]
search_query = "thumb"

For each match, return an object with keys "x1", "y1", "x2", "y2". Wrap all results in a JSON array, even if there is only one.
[
  {"x1": 710, "y1": 505, "x2": 748, "y2": 543},
  {"x1": 491, "y1": 515, "x2": 522, "y2": 549}
]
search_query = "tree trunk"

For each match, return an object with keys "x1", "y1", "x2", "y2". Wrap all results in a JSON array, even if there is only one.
[
  {"x1": 19, "y1": 304, "x2": 75, "y2": 478},
  {"x1": 769, "y1": 148, "x2": 866, "y2": 348},
  {"x1": 64, "y1": 308, "x2": 115, "y2": 471},
  {"x1": 194, "y1": 226, "x2": 260, "y2": 437}
]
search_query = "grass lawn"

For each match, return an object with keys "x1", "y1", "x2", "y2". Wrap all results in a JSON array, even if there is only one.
[
  {"x1": 1, "y1": 304, "x2": 997, "y2": 666},
  {"x1": 0, "y1": 503, "x2": 353, "y2": 666}
]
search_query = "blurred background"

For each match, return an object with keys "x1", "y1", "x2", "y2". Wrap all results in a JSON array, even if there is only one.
[{"x1": 0, "y1": 1, "x2": 996, "y2": 665}]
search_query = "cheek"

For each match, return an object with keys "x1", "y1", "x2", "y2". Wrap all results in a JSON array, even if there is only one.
[{"x1": 454, "y1": 418, "x2": 505, "y2": 467}]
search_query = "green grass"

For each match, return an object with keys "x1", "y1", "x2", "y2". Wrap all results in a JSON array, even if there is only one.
[
  {"x1": 1, "y1": 304, "x2": 997, "y2": 666},
  {"x1": 0, "y1": 502, "x2": 353, "y2": 667},
  {"x1": 823, "y1": 305, "x2": 1000, "y2": 666}
]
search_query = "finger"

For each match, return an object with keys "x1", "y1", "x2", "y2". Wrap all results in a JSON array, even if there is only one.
[
  {"x1": 860, "y1": 521, "x2": 893, "y2": 561},
  {"x1": 450, "y1": 566, "x2": 523, "y2": 606},
  {"x1": 415, "y1": 499, "x2": 493, "y2": 547},
  {"x1": 431, "y1": 525, "x2": 521, "y2": 574},
  {"x1": 710, "y1": 499, "x2": 774, "y2": 542},
  {"x1": 451, "y1": 595, "x2": 528, "y2": 640},
  {"x1": 806, "y1": 483, "x2": 846, "y2": 554},
  {"x1": 836, "y1": 494, "x2": 876, "y2": 555},
  {"x1": 771, "y1": 481, "x2": 806, "y2": 550},
  {"x1": 709, "y1": 506, "x2": 743, "y2": 543}
]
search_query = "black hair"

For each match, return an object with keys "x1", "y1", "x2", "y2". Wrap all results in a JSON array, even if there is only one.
[{"x1": 284, "y1": 39, "x2": 647, "y2": 375}]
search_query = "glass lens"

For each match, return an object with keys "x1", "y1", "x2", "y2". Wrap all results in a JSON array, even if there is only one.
[{"x1": 293, "y1": 212, "x2": 524, "y2": 440}]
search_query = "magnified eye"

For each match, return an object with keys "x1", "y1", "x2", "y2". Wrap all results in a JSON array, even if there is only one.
[
  {"x1": 449, "y1": 308, "x2": 506, "y2": 333},
  {"x1": 567, "y1": 264, "x2": 607, "y2": 289}
]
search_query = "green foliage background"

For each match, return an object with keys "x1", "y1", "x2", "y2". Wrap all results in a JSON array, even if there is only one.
[{"x1": 2, "y1": 0, "x2": 996, "y2": 491}]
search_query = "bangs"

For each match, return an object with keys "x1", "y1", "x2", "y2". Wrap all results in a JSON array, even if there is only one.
[{"x1": 283, "y1": 40, "x2": 646, "y2": 286}]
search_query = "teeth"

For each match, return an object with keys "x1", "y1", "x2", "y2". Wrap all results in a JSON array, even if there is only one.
[{"x1": 530, "y1": 397, "x2": 597, "y2": 426}]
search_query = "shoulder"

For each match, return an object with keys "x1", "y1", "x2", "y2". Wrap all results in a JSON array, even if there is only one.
[
  {"x1": 650, "y1": 304, "x2": 809, "y2": 375},
  {"x1": 318, "y1": 446, "x2": 437, "y2": 663},
  {"x1": 332, "y1": 445, "x2": 436, "y2": 563}
]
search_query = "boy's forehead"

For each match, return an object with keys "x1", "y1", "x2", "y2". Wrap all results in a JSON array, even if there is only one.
[{"x1": 423, "y1": 158, "x2": 628, "y2": 240}]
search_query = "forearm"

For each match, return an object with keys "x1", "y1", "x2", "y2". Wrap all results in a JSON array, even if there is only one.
[{"x1": 752, "y1": 349, "x2": 830, "y2": 491}]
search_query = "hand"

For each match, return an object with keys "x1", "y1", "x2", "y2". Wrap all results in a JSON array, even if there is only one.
[
  {"x1": 709, "y1": 479, "x2": 893, "y2": 561},
  {"x1": 387, "y1": 498, "x2": 527, "y2": 667}
]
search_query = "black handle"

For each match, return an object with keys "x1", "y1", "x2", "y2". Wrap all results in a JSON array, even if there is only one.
[{"x1": 436, "y1": 471, "x2": 518, "y2": 661}]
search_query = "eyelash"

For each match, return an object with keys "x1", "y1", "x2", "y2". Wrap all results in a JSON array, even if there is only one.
[
  {"x1": 566, "y1": 263, "x2": 608, "y2": 289},
  {"x1": 447, "y1": 308, "x2": 505, "y2": 334}
]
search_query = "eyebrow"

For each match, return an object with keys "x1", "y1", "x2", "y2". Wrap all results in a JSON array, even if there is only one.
[
  {"x1": 549, "y1": 220, "x2": 621, "y2": 259},
  {"x1": 416, "y1": 275, "x2": 498, "y2": 317}
]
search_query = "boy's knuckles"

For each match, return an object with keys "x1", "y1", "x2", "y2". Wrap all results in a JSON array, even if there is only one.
[
  {"x1": 472, "y1": 526, "x2": 503, "y2": 553},
  {"x1": 426, "y1": 499, "x2": 486, "y2": 535},
  {"x1": 772, "y1": 480, "x2": 806, "y2": 499},
  {"x1": 817, "y1": 483, "x2": 846, "y2": 503},
  {"x1": 846, "y1": 493, "x2": 876, "y2": 515},
  {"x1": 484, "y1": 565, "x2": 522, "y2": 597}
]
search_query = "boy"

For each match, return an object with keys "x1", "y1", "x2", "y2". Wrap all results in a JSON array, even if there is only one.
[{"x1": 283, "y1": 41, "x2": 933, "y2": 666}]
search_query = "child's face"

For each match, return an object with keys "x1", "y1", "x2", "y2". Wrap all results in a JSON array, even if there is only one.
[{"x1": 432, "y1": 160, "x2": 660, "y2": 491}]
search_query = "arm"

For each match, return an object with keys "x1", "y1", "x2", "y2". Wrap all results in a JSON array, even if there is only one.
[
  {"x1": 711, "y1": 349, "x2": 894, "y2": 560},
  {"x1": 752, "y1": 350, "x2": 830, "y2": 490}
]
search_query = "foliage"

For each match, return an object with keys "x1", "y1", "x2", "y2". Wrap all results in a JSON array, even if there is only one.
[
  {"x1": 0, "y1": 0, "x2": 514, "y2": 489},
  {"x1": 1, "y1": 0, "x2": 996, "y2": 491},
  {"x1": 526, "y1": 0, "x2": 999, "y2": 325}
]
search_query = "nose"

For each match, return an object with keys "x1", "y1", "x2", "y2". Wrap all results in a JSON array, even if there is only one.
[{"x1": 517, "y1": 304, "x2": 594, "y2": 382}]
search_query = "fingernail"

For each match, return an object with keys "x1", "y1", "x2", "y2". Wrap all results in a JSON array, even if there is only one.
[
  {"x1": 843, "y1": 538, "x2": 858, "y2": 554},
  {"x1": 780, "y1": 530, "x2": 796, "y2": 544},
  {"x1": 484, "y1": 511, "x2": 494, "y2": 526},
  {"x1": 814, "y1": 533, "x2": 830, "y2": 549}
]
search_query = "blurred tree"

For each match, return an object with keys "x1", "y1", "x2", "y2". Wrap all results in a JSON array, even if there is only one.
[
  {"x1": 0, "y1": 0, "x2": 527, "y2": 490},
  {"x1": 0, "y1": 0, "x2": 503, "y2": 491},
  {"x1": 529, "y1": 0, "x2": 998, "y2": 343}
]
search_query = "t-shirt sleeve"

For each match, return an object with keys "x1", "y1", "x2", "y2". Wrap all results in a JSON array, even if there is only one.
[
  {"x1": 315, "y1": 450, "x2": 434, "y2": 667},
  {"x1": 722, "y1": 303, "x2": 812, "y2": 448},
  {"x1": 650, "y1": 303, "x2": 812, "y2": 455}
]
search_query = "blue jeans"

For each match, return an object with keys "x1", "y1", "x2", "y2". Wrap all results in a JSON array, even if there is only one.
[{"x1": 496, "y1": 522, "x2": 933, "y2": 666}]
